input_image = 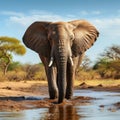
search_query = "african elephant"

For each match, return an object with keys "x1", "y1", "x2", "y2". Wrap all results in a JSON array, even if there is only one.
[{"x1": 23, "y1": 20, "x2": 99, "y2": 103}]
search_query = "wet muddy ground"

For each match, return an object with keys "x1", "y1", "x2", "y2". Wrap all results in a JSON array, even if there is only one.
[
  {"x1": 0, "y1": 90, "x2": 120, "y2": 120},
  {"x1": 0, "y1": 81, "x2": 120, "y2": 120}
]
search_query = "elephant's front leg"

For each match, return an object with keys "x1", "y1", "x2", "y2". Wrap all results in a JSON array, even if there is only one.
[
  {"x1": 39, "y1": 55, "x2": 58, "y2": 99},
  {"x1": 47, "y1": 66, "x2": 58, "y2": 99},
  {"x1": 65, "y1": 62, "x2": 75, "y2": 99}
]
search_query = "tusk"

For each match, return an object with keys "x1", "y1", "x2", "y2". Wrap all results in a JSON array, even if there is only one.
[
  {"x1": 69, "y1": 57, "x2": 74, "y2": 66},
  {"x1": 48, "y1": 57, "x2": 54, "y2": 67}
]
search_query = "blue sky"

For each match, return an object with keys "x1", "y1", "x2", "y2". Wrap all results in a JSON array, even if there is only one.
[{"x1": 0, "y1": 0, "x2": 120, "y2": 64}]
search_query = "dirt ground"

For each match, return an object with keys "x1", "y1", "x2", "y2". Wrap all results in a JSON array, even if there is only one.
[
  {"x1": 0, "y1": 80, "x2": 120, "y2": 111},
  {"x1": 77, "y1": 82, "x2": 120, "y2": 92}
]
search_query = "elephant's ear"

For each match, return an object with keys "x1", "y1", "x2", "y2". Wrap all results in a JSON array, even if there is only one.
[
  {"x1": 69, "y1": 20, "x2": 99, "y2": 57},
  {"x1": 23, "y1": 22, "x2": 51, "y2": 57}
]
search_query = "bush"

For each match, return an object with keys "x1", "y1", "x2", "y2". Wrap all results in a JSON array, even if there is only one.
[
  {"x1": 94, "y1": 59, "x2": 120, "y2": 79},
  {"x1": 6, "y1": 71, "x2": 26, "y2": 81},
  {"x1": 76, "y1": 69, "x2": 100, "y2": 80},
  {"x1": 22, "y1": 64, "x2": 41, "y2": 80},
  {"x1": 0, "y1": 72, "x2": 8, "y2": 81},
  {"x1": 33, "y1": 71, "x2": 46, "y2": 80}
]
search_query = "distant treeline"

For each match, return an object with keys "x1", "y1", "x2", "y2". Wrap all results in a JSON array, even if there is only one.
[{"x1": 0, "y1": 43, "x2": 120, "y2": 81}]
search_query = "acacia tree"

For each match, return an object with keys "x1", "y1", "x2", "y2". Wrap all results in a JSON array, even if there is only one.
[
  {"x1": 0, "y1": 36, "x2": 26, "y2": 75},
  {"x1": 81, "y1": 55, "x2": 91, "y2": 71},
  {"x1": 94, "y1": 45, "x2": 120, "y2": 79},
  {"x1": 102, "y1": 45, "x2": 120, "y2": 60}
]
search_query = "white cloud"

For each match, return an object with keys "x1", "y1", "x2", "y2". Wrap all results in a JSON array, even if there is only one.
[
  {"x1": 1, "y1": 10, "x2": 102, "y2": 28},
  {"x1": 2, "y1": 10, "x2": 120, "y2": 41},
  {"x1": 1, "y1": 10, "x2": 120, "y2": 63},
  {"x1": 2, "y1": 10, "x2": 102, "y2": 27},
  {"x1": 90, "y1": 18, "x2": 120, "y2": 39},
  {"x1": 0, "y1": 11, "x2": 24, "y2": 17},
  {"x1": 2, "y1": 10, "x2": 69, "y2": 27},
  {"x1": 1, "y1": 10, "x2": 120, "y2": 42},
  {"x1": 80, "y1": 10, "x2": 101, "y2": 16}
]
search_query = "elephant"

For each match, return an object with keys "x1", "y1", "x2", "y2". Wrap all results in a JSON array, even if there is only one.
[{"x1": 23, "y1": 20, "x2": 99, "y2": 103}]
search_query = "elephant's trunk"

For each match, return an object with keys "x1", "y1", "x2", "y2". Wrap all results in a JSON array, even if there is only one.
[
  {"x1": 58, "y1": 60, "x2": 67, "y2": 103},
  {"x1": 56, "y1": 39, "x2": 68, "y2": 103},
  {"x1": 48, "y1": 41, "x2": 74, "y2": 103}
]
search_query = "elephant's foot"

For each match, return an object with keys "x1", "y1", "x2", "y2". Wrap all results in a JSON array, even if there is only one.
[
  {"x1": 65, "y1": 94, "x2": 72, "y2": 99},
  {"x1": 58, "y1": 96, "x2": 64, "y2": 103},
  {"x1": 65, "y1": 89, "x2": 73, "y2": 99},
  {"x1": 49, "y1": 90, "x2": 58, "y2": 99}
]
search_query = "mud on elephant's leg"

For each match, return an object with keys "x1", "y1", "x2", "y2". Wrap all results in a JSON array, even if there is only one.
[
  {"x1": 65, "y1": 63, "x2": 74, "y2": 99},
  {"x1": 46, "y1": 67, "x2": 58, "y2": 99}
]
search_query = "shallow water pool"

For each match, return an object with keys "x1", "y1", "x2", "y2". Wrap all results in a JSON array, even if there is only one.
[{"x1": 0, "y1": 90, "x2": 120, "y2": 120}]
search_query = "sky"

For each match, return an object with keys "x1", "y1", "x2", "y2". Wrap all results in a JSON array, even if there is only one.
[{"x1": 0, "y1": 0, "x2": 120, "y2": 64}]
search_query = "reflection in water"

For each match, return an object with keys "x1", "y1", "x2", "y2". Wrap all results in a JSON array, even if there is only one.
[
  {"x1": 0, "y1": 105, "x2": 80, "y2": 120},
  {"x1": 0, "y1": 112, "x2": 25, "y2": 120},
  {"x1": 44, "y1": 105, "x2": 80, "y2": 120},
  {"x1": 0, "y1": 90, "x2": 120, "y2": 120}
]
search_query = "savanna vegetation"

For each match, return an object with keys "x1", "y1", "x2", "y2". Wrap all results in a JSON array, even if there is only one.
[{"x1": 0, "y1": 36, "x2": 120, "y2": 81}]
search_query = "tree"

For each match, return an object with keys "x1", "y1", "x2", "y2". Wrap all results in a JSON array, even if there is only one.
[
  {"x1": 93, "y1": 45, "x2": 120, "y2": 79},
  {"x1": 8, "y1": 61, "x2": 22, "y2": 71},
  {"x1": 22, "y1": 64, "x2": 41, "y2": 80},
  {"x1": 101, "y1": 45, "x2": 120, "y2": 60},
  {"x1": 0, "y1": 36, "x2": 26, "y2": 75},
  {"x1": 93, "y1": 58, "x2": 111, "y2": 78},
  {"x1": 81, "y1": 55, "x2": 91, "y2": 71}
]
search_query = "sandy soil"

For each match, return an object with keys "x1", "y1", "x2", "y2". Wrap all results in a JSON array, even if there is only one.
[
  {"x1": 0, "y1": 81, "x2": 120, "y2": 111},
  {"x1": 0, "y1": 81, "x2": 49, "y2": 111},
  {"x1": 0, "y1": 81, "x2": 48, "y2": 97}
]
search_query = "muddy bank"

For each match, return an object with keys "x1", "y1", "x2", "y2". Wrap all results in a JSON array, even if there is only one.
[
  {"x1": 0, "y1": 96, "x2": 93, "y2": 111},
  {"x1": 77, "y1": 82, "x2": 120, "y2": 92},
  {"x1": 0, "y1": 90, "x2": 120, "y2": 120},
  {"x1": 113, "y1": 102, "x2": 120, "y2": 110},
  {"x1": 0, "y1": 81, "x2": 120, "y2": 112},
  {"x1": 0, "y1": 81, "x2": 120, "y2": 97},
  {"x1": 99, "y1": 102, "x2": 120, "y2": 112}
]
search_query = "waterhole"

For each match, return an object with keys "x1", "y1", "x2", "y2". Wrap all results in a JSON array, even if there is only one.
[{"x1": 0, "y1": 90, "x2": 120, "y2": 120}]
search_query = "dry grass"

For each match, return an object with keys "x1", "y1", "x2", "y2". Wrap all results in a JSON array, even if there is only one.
[
  {"x1": 0, "y1": 79, "x2": 120, "y2": 89},
  {"x1": 0, "y1": 79, "x2": 120, "y2": 97},
  {"x1": 0, "y1": 80, "x2": 47, "y2": 89}
]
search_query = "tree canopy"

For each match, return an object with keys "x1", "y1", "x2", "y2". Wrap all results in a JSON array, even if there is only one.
[
  {"x1": 93, "y1": 45, "x2": 120, "y2": 79},
  {"x1": 101, "y1": 45, "x2": 120, "y2": 60},
  {"x1": 0, "y1": 36, "x2": 26, "y2": 74}
]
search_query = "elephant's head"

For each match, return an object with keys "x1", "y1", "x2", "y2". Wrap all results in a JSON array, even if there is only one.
[{"x1": 23, "y1": 20, "x2": 99, "y2": 103}]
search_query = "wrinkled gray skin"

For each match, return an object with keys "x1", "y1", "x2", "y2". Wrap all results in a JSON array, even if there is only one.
[{"x1": 23, "y1": 20, "x2": 99, "y2": 103}]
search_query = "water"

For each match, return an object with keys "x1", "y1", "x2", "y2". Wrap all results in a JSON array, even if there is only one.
[
  {"x1": 0, "y1": 90, "x2": 120, "y2": 120},
  {"x1": 75, "y1": 90, "x2": 120, "y2": 120}
]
